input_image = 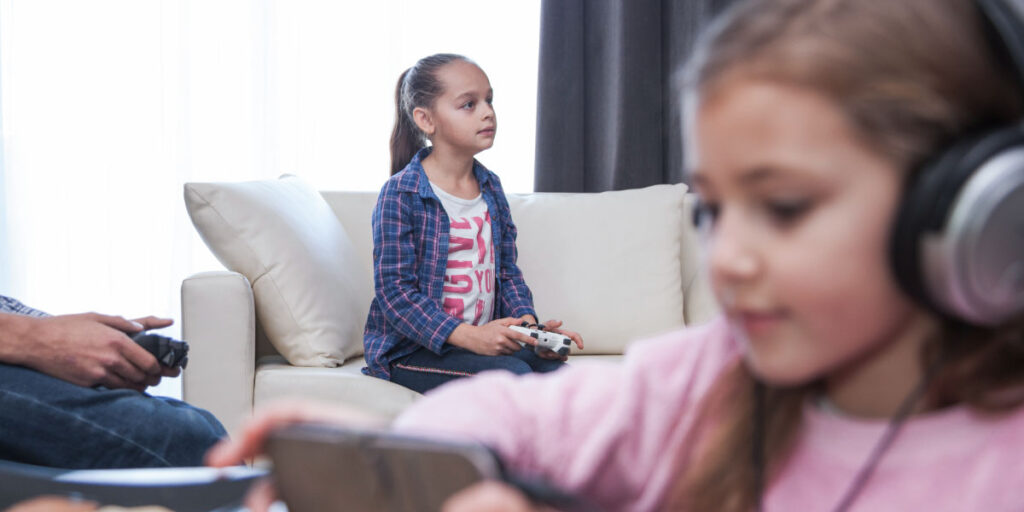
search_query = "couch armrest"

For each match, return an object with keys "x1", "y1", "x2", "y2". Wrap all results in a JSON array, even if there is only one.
[{"x1": 181, "y1": 271, "x2": 256, "y2": 436}]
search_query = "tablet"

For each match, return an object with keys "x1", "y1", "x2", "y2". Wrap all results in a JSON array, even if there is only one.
[{"x1": 266, "y1": 423, "x2": 503, "y2": 512}]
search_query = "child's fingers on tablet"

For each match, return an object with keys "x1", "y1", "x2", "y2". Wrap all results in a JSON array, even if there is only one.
[
  {"x1": 206, "y1": 401, "x2": 387, "y2": 466},
  {"x1": 243, "y1": 477, "x2": 278, "y2": 512},
  {"x1": 443, "y1": 481, "x2": 538, "y2": 512}
]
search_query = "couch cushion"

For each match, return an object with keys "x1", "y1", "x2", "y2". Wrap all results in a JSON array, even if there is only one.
[
  {"x1": 184, "y1": 176, "x2": 370, "y2": 367},
  {"x1": 254, "y1": 356, "x2": 421, "y2": 419},
  {"x1": 507, "y1": 184, "x2": 688, "y2": 354}
]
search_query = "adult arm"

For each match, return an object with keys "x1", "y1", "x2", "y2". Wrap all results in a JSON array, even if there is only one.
[{"x1": 0, "y1": 311, "x2": 171, "y2": 391}]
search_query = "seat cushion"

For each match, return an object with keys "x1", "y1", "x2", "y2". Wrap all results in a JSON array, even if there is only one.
[
  {"x1": 254, "y1": 356, "x2": 422, "y2": 420},
  {"x1": 254, "y1": 355, "x2": 617, "y2": 420},
  {"x1": 184, "y1": 175, "x2": 371, "y2": 367}
]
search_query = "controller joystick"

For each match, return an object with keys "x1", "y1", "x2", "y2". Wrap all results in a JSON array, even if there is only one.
[{"x1": 132, "y1": 331, "x2": 190, "y2": 369}]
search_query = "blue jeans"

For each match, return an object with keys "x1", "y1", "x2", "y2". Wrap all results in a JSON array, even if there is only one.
[
  {"x1": 390, "y1": 346, "x2": 565, "y2": 393},
  {"x1": 0, "y1": 363, "x2": 226, "y2": 469}
]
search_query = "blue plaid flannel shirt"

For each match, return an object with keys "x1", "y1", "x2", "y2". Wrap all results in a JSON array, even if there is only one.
[
  {"x1": 362, "y1": 147, "x2": 537, "y2": 379},
  {"x1": 0, "y1": 295, "x2": 49, "y2": 318}
]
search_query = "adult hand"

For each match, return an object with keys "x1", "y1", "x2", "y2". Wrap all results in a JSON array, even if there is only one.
[
  {"x1": 130, "y1": 316, "x2": 181, "y2": 378},
  {"x1": 205, "y1": 400, "x2": 389, "y2": 512},
  {"x1": 448, "y1": 317, "x2": 535, "y2": 356},
  {"x1": 10, "y1": 312, "x2": 165, "y2": 391},
  {"x1": 443, "y1": 481, "x2": 544, "y2": 512}
]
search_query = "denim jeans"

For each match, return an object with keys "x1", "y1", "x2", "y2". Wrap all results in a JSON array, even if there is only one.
[
  {"x1": 389, "y1": 346, "x2": 565, "y2": 393},
  {"x1": 0, "y1": 363, "x2": 227, "y2": 469}
]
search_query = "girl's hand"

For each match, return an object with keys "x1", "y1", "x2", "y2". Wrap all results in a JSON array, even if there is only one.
[
  {"x1": 517, "y1": 314, "x2": 538, "y2": 326},
  {"x1": 443, "y1": 481, "x2": 546, "y2": 512},
  {"x1": 539, "y1": 319, "x2": 584, "y2": 350},
  {"x1": 206, "y1": 400, "x2": 389, "y2": 512},
  {"x1": 448, "y1": 318, "x2": 535, "y2": 356},
  {"x1": 206, "y1": 400, "x2": 387, "y2": 468}
]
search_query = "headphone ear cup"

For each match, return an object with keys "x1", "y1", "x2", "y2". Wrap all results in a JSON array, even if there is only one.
[
  {"x1": 890, "y1": 125, "x2": 1024, "y2": 326},
  {"x1": 890, "y1": 137, "x2": 974, "y2": 312}
]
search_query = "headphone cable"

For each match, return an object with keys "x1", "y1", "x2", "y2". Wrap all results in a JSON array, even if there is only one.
[{"x1": 753, "y1": 360, "x2": 939, "y2": 512}]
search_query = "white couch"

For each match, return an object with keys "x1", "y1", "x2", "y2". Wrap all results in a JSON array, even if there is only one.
[{"x1": 180, "y1": 176, "x2": 718, "y2": 435}]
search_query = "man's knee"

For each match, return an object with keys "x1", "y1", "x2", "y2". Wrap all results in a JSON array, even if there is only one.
[{"x1": 142, "y1": 398, "x2": 227, "y2": 467}]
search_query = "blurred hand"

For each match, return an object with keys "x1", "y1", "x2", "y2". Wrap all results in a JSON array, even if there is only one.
[
  {"x1": 14, "y1": 313, "x2": 169, "y2": 391},
  {"x1": 205, "y1": 400, "x2": 389, "y2": 512},
  {"x1": 448, "y1": 317, "x2": 535, "y2": 356},
  {"x1": 443, "y1": 482, "x2": 543, "y2": 512}
]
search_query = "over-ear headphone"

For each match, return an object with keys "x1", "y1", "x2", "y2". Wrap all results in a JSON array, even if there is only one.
[{"x1": 890, "y1": 0, "x2": 1024, "y2": 327}]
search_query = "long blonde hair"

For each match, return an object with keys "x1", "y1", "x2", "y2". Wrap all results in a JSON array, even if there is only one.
[{"x1": 673, "y1": 0, "x2": 1024, "y2": 510}]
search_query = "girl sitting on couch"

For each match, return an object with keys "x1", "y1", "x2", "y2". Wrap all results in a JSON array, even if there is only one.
[
  {"x1": 362, "y1": 54, "x2": 583, "y2": 394},
  {"x1": 212, "y1": 0, "x2": 1024, "y2": 509}
]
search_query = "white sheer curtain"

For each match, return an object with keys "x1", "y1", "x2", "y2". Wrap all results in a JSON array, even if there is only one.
[{"x1": 0, "y1": 0, "x2": 540, "y2": 398}]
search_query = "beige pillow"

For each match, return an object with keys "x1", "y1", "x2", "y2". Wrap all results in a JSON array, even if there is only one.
[
  {"x1": 507, "y1": 184, "x2": 688, "y2": 354},
  {"x1": 184, "y1": 175, "x2": 369, "y2": 367}
]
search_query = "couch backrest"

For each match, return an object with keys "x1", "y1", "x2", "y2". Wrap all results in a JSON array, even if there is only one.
[
  {"x1": 313, "y1": 184, "x2": 718, "y2": 357},
  {"x1": 186, "y1": 177, "x2": 720, "y2": 364}
]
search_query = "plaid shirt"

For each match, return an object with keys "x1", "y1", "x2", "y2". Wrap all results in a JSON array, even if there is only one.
[
  {"x1": 0, "y1": 295, "x2": 49, "y2": 318},
  {"x1": 363, "y1": 147, "x2": 536, "y2": 379}
]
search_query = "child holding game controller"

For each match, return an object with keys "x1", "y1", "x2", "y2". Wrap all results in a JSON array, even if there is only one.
[
  {"x1": 361, "y1": 54, "x2": 584, "y2": 394},
  {"x1": 211, "y1": 0, "x2": 1024, "y2": 510}
]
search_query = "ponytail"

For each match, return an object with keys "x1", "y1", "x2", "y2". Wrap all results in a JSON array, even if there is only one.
[
  {"x1": 388, "y1": 53, "x2": 473, "y2": 175},
  {"x1": 390, "y1": 69, "x2": 424, "y2": 175}
]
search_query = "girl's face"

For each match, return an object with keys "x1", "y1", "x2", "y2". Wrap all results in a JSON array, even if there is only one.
[
  {"x1": 421, "y1": 60, "x2": 496, "y2": 156},
  {"x1": 690, "y1": 80, "x2": 934, "y2": 388}
]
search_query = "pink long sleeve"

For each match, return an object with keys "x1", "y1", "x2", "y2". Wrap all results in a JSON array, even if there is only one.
[
  {"x1": 392, "y1": 319, "x2": 739, "y2": 511},
  {"x1": 393, "y1": 316, "x2": 1024, "y2": 511}
]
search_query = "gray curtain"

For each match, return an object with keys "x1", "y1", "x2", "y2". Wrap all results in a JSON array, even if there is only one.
[{"x1": 534, "y1": 0, "x2": 736, "y2": 192}]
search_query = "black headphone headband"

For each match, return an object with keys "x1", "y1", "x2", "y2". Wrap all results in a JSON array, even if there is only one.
[{"x1": 979, "y1": 0, "x2": 1024, "y2": 87}]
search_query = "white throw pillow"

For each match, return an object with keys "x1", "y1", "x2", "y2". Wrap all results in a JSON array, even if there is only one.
[
  {"x1": 184, "y1": 175, "x2": 369, "y2": 367},
  {"x1": 507, "y1": 184, "x2": 688, "y2": 354}
]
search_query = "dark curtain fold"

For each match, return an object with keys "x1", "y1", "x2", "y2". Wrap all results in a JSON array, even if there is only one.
[{"x1": 534, "y1": 0, "x2": 736, "y2": 192}]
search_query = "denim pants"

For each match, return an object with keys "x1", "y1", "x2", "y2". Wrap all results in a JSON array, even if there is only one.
[
  {"x1": 0, "y1": 363, "x2": 227, "y2": 469},
  {"x1": 389, "y1": 346, "x2": 565, "y2": 393}
]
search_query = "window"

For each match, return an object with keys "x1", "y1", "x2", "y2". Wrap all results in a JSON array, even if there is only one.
[{"x1": 0, "y1": 0, "x2": 541, "y2": 397}]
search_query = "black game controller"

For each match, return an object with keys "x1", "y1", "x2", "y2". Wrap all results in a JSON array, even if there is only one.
[{"x1": 131, "y1": 332, "x2": 190, "y2": 369}]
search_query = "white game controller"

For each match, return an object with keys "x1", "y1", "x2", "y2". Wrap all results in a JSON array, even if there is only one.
[{"x1": 509, "y1": 323, "x2": 573, "y2": 357}]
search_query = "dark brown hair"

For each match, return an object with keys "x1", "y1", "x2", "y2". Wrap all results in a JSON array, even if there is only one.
[
  {"x1": 673, "y1": 0, "x2": 1024, "y2": 510},
  {"x1": 389, "y1": 53, "x2": 471, "y2": 175}
]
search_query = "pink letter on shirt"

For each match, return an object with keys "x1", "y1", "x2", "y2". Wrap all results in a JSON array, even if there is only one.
[
  {"x1": 444, "y1": 274, "x2": 473, "y2": 294},
  {"x1": 449, "y1": 236, "x2": 474, "y2": 253},
  {"x1": 442, "y1": 297, "x2": 465, "y2": 318}
]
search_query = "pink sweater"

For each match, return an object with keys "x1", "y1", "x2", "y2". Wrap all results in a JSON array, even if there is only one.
[{"x1": 393, "y1": 318, "x2": 1024, "y2": 511}]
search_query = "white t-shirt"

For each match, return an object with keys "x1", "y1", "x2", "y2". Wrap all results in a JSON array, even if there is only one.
[{"x1": 430, "y1": 182, "x2": 496, "y2": 326}]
